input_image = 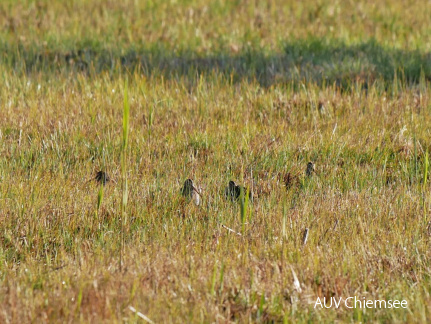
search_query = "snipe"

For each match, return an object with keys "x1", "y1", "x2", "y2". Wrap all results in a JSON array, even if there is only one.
[
  {"x1": 95, "y1": 170, "x2": 110, "y2": 185},
  {"x1": 284, "y1": 161, "x2": 315, "y2": 190},
  {"x1": 181, "y1": 179, "x2": 201, "y2": 206},
  {"x1": 225, "y1": 180, "x2": 252, "y2": 202}
]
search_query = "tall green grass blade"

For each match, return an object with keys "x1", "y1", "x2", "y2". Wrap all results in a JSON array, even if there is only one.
[
  {"x1": 282, "y1": 200, "x2": 287, "y2": 240},
  {"x1": 97, "y1": 184, "x2": 103, "y2": 212},
  {"x1": 240, "y1": 186, "x2": 249, "y2": 234},
  {"x1": 120, "y1": 79, "x2": 130, "y2": 271},
  {"x1": 123, "y1": 81, "x2": 130, "y2": 153},
  {"x1": 258, "y1": 294, "x2": 265, "y2": 318},
  {"x1": 424, "y1": 150, "x2": 429, "y2": 190},
  {"x1": 414, "y1": 134, "x2": 418, "y2": 182}
]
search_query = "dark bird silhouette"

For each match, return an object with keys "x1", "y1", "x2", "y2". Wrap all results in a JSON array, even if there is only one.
[
  {"x1": 181, "y1": 179, "x2": 201, "y2": 206},
  {"x1": 95, "y1": 171, "x2": 110, "y2": 185},
  {"x1": 284, "y1": 161, "x2": 315, "y2": 190},
  {"x1": 306, "y1": 161, "x2": 315, "y2": 177},
  {"x1": 302, "y1": 228, "x2": 309, "y2": 245},
  {"x1": 225, "y1": 180, "x2": 252, "y2": 202}
]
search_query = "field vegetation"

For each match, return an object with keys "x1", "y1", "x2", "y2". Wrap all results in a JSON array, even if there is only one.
[{"x1": 1, "y1": 0, "x2": 431, "y2": 322}]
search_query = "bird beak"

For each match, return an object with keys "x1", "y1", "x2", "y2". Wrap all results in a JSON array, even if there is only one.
[{"x1": 192, "y1": 185, "x2": 201, "y2": 196}]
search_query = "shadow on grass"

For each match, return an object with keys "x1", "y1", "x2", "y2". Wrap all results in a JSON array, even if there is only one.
[{"x1": 2, "y1": 39, "x2": 430, "y2": 89}]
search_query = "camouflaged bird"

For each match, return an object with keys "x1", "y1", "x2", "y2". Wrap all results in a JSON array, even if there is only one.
[
  {"x1": 305, "y1": 161, "x2": 315, "y2": 177},
  {"x1": 283, "y1": 161, "x2": 315, "y2": 190},
  {"x1": 95, "y1": 170, "x2": 110, "y2": 186},
  {"x1": 225, "y1": 180, "x2": 253, "y2": 202},
  {"x1": 181, "y1": 179, "x2": 201, "y2": 206}
]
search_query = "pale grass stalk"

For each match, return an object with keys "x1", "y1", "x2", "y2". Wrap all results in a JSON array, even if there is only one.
[{"x1": 128, "y1": 306, "x2": 154, "y2": 324}]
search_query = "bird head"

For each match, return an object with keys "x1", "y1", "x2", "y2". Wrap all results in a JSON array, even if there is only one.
[{"x1": 306, "y1": 162, "x2": 315, "y2": 176}]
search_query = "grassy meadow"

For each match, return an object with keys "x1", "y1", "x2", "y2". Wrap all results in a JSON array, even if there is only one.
[{"x1": 1, "y1": 0, "x2": 431, "y2": 322}]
